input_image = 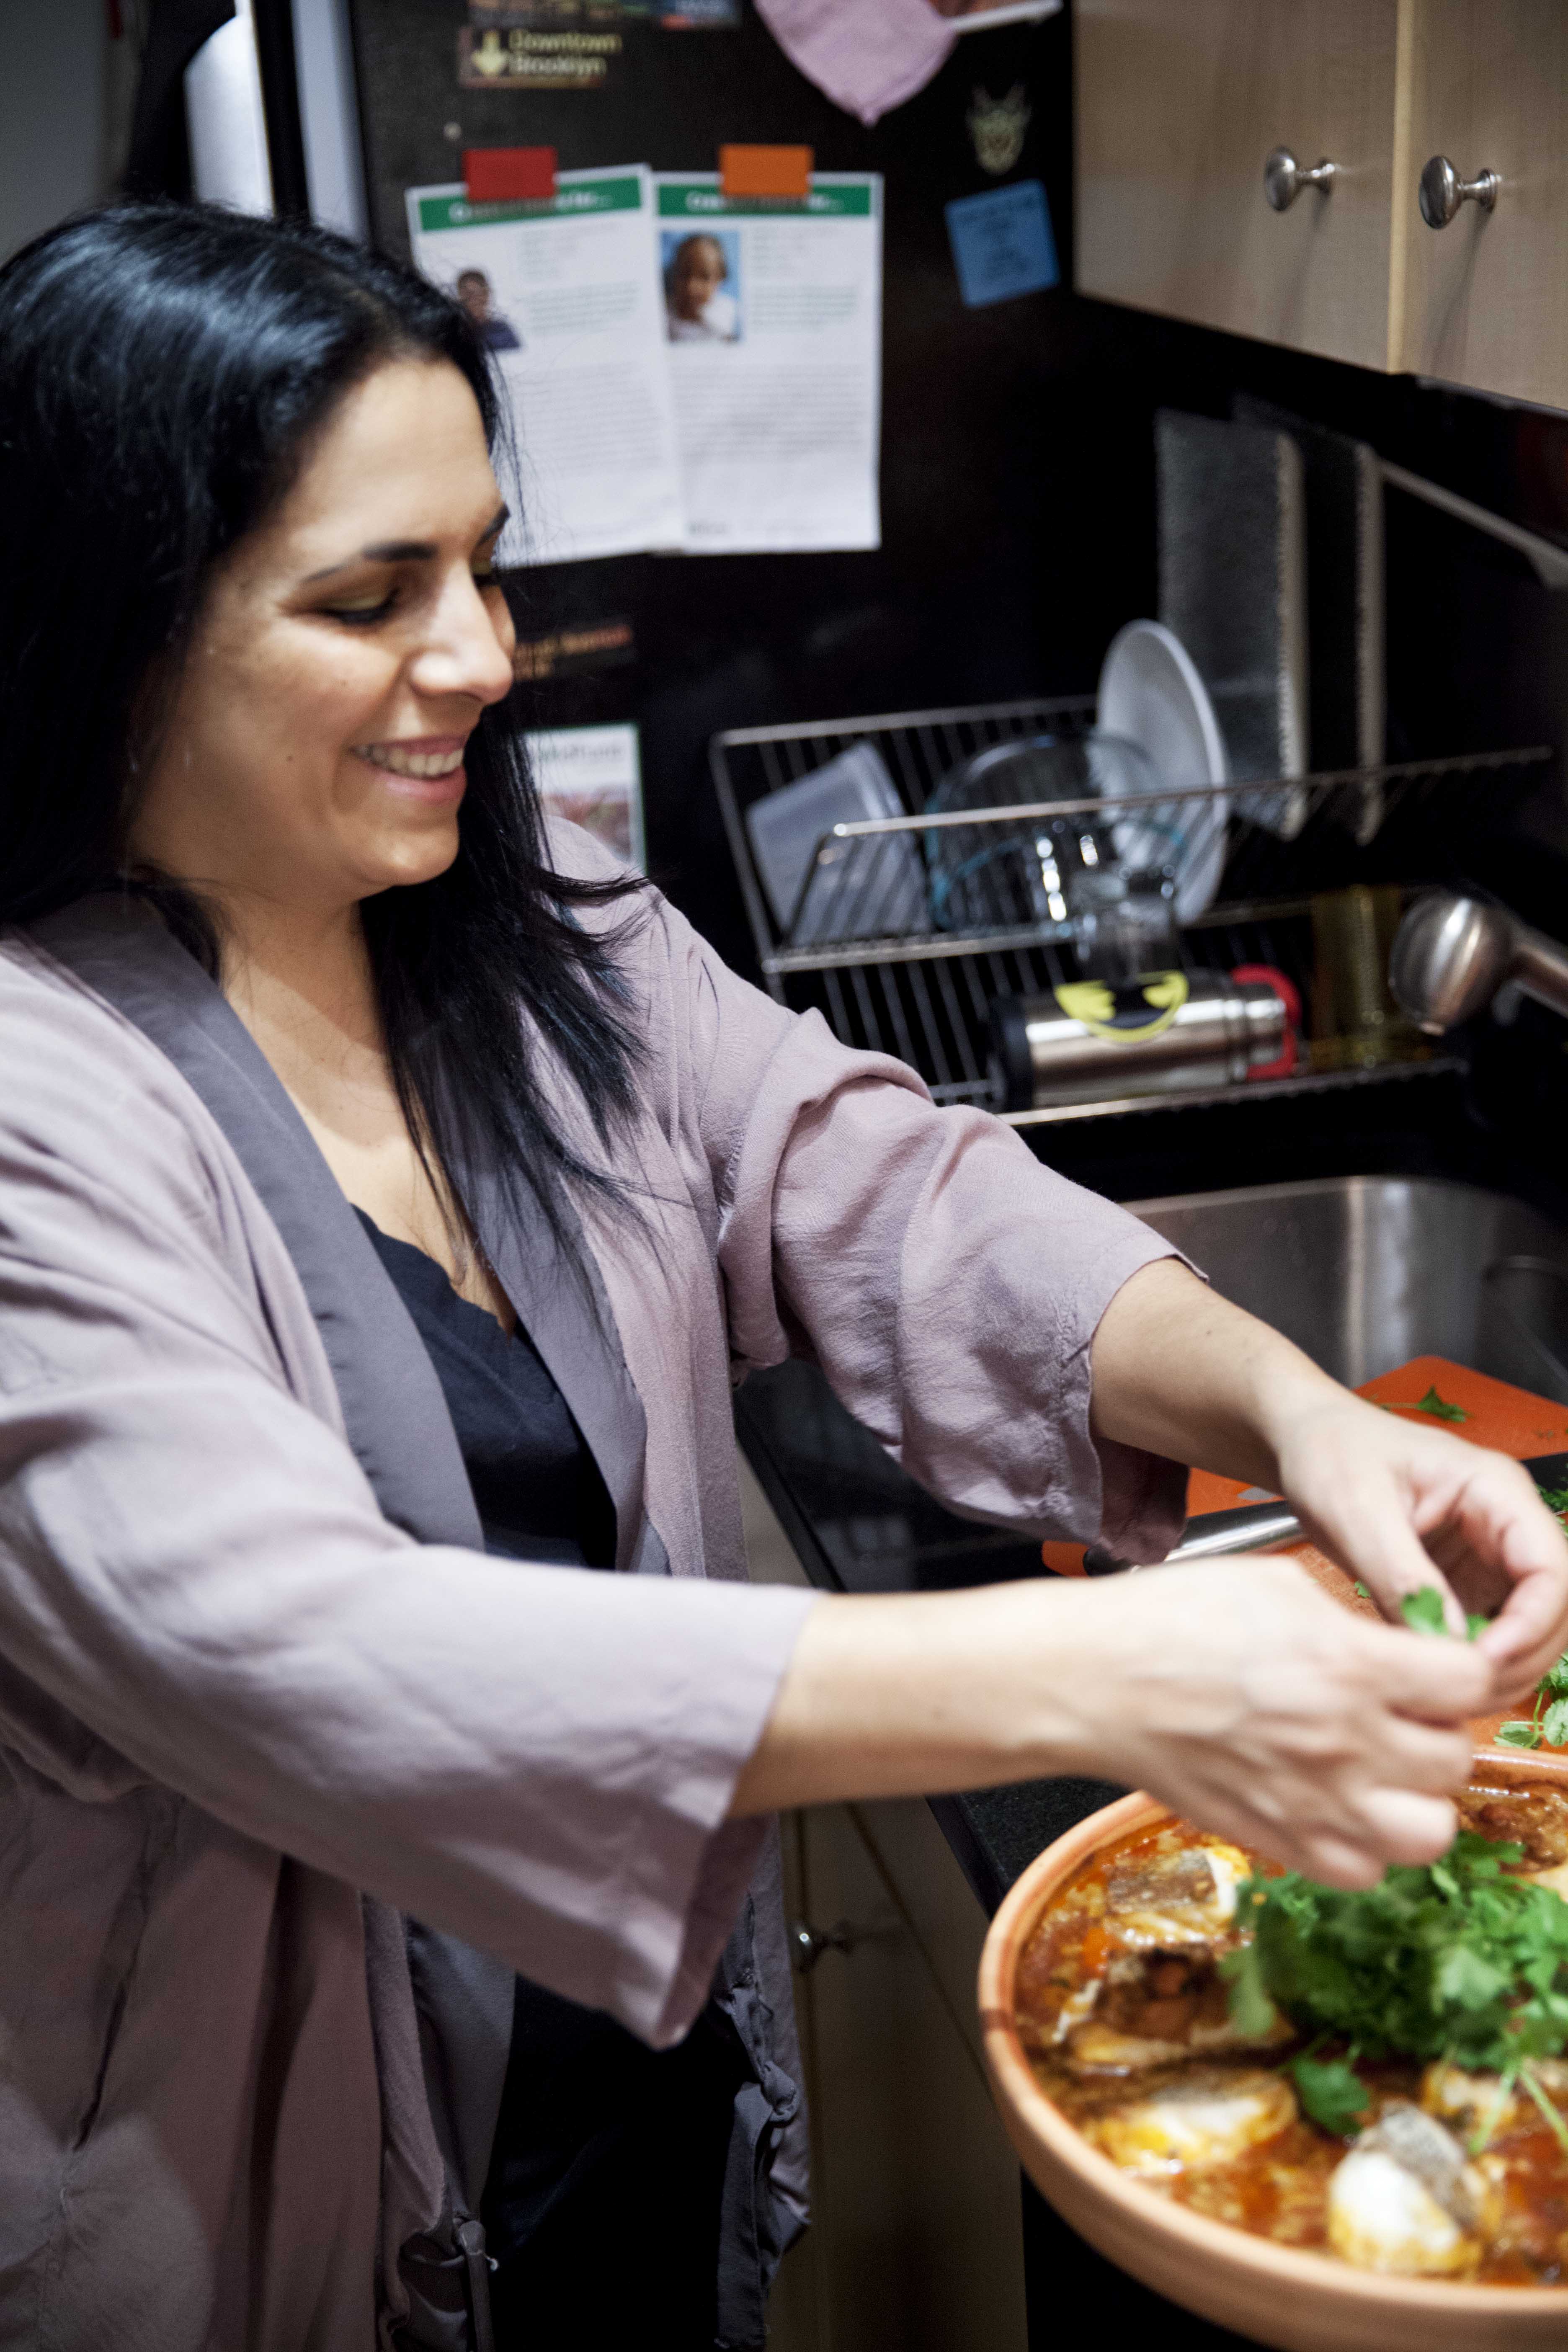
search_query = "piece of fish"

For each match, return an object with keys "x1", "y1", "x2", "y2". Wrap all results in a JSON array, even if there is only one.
[
  {"x1": 1326, "y1": 2103, "x2": 1493, "y2": 2277},
  {"x1": 1101, "y1": 1838, "x2": 1250, "y2": 1950},
  {"x1": 1088, "y1": 2067, "x2": 1297, "y2": 2178}
]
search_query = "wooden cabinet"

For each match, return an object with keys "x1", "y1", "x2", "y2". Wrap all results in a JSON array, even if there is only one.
[
  {"x1": 1400, "y1": 0, "x2": 1568, "y2": 408},
  {"x1": 1075, "y1": 0, "x2": 1568, "y2": 409},
  {"x1": 772, "y1": 1800, "x2": 1029, "y2": 2352},
  {"x1": 738, "y1": 1457, "x2": 1027, "y2": 2352},
  {"x1": 1075, "y1": 0, "x2": 1403, "y2": 373}
]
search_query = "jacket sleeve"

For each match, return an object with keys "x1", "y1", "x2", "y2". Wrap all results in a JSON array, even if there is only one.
[
  {"x1": 0, "y1": 979, "x2": 813, "y2": 2049},
  {"x1": 676, "y1": 905, "x2": 1190, "y2": 1560}
]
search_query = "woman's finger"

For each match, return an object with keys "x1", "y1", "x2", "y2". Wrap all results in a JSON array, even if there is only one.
[
  {"x1": 1365, "y1": 1712, "x2": 1477, "y2": 1793},
  {"x1": 1420, "y1": 1456, "x2": 1568, "y2": 1673},
  {"x1": 1349, "y1": 1616, "x2": 1493, "y2": 1719},
  {"x1": 1475, "y1": 1553, "x2": 1568, "y2": 1681},
  {"x1": 1348, "y1": 1785, "x2": 1460, "y2": 1868},
  {"x1": 1297, "y1": 1489, "x2": 1468, "y2": 1633}
]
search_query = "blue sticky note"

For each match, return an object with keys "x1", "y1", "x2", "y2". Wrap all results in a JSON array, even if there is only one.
[{"x1": 945, "y1": 181, "x2": 1059, "y2": 309}]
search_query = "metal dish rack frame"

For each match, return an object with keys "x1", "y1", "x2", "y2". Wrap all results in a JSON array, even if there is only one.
[{"x1": 710, "y1": 696, "x2": 1552, "y2": 1125}]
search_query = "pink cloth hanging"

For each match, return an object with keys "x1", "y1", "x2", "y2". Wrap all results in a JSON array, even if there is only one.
[{"x1": 754, "y1": 0, "x2": 956, "y2": 126}]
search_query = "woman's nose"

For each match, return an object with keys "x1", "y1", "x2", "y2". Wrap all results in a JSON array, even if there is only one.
[{"x1": 412, "y1": 568, "x2": 516, "y2": 708}]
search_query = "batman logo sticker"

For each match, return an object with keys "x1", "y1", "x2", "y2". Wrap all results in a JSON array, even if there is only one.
[{"x1": 1052, "y1": 970, "x2": 1188, "y2": 1042}]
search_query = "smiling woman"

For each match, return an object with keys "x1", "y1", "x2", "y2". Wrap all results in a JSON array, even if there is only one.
[
  {"x1": 0, "y1": 203, "x2": 645, "y2": 1301},
  {"x1": 124, "y1": 355, "x2": 529, "y2": 1306},
  {"x1": 0, "y1": 203, "x2": 1566, "y2": 2352}
]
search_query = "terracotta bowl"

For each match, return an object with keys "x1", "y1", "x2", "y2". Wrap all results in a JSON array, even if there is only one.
[{"x1": 978, "y1": 1748, "x2": 1568, "y2": 2352}]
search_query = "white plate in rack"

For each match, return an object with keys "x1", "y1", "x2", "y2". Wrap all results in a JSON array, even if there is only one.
[{"x1": 1096, "y1": 620, "x2": 1230, "y2": 923}]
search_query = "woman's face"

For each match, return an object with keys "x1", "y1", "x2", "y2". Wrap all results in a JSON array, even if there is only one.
[
  {"x1": 672, "y1": 239, "x2": 725, "y2": 322},
  {"x1": 130, "y1": 357, "x2": 516, "y2": 919}
]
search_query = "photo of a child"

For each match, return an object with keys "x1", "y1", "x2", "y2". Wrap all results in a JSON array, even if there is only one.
[
  {"x1": 662, "y1": 231, "x2": 741, "y2": 343},
  {"x1": 455, "y1": 268, "x2": 521, "y2": 352}
]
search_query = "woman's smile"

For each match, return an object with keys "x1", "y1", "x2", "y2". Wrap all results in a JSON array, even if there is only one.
[{"x1": 353, "y1": 733, "x2": 470, "y2": 796}]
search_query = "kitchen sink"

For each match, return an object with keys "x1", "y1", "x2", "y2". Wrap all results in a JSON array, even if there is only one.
[{"x1": 1129, "y1": 1176, "x2": 1568, "y2": 1403}]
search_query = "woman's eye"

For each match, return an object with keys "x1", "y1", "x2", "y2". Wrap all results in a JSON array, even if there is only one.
[
  {"x1": 472, "y1": 567, "x2": 502, "y2": 592},
  {"x1": 324, "y1": 592, "x2": 398, "y2": 627}
]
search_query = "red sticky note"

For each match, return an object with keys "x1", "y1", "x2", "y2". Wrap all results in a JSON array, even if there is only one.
[
  {"x1": 719, "y1": 144, "x2": 812, "y2": 200},
  {"x1": 464, "y1": 148, "x2": 557, "y2": 204}
]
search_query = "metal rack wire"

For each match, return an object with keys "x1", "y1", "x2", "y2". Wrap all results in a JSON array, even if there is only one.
[{"x1": 709, "y1": 697, "x2": 1552, "y2": 1124}]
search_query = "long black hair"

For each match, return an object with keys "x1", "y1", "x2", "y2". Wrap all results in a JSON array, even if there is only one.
[{"x1": 0, "y1": 200, "x2": 645, "y2": 1248}]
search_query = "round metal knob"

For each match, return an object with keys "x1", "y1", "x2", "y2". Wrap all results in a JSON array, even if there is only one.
[
  {"x1": 1264, "y1": 147, "x2": 1337, "y2": 211},
  {"x1": 790, "y1": 1918, "x2": 857, "y2": 1973},
  {"x1": 1388, "y1": 892, "x2": 1511, "y2": 1033},
  {"x1": 1418, "y1": 155, "x2": 1501, "y2": 229}
]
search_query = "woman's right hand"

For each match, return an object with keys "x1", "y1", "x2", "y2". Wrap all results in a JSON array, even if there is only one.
[
  {"x1": 1050, "y1": 1554, "x2": 1493, "y2": 1888},
  {"x1": 732, "y1": 1554, "x2": 1493, "y2": 1890}
]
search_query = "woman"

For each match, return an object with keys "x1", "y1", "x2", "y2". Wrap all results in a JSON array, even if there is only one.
[{"x1": 0, "y1": 204, "x2": 1561, "y2": 2352}]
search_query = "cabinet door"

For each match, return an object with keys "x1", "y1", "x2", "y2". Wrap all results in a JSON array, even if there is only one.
[
  {"x1": 1075, "y1": 0, "x2": 1402, "y2": 372},
  {"x1": 1397, "y1": 0, "x2": 1568, "y2": 408},
  {"x1": 779, "y1": 1802, "x2": 1027, "y2": 2352}
]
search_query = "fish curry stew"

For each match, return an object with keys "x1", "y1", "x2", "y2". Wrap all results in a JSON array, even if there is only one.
[{"x1": 1014, "y1": 1783, "x2": 1568, "y2": 2285}]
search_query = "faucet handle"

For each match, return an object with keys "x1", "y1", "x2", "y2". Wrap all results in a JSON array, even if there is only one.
[
  {"x1": 1388, "y1": 891, "x2": 1513, "y2": 1033},
  {"x1": 1390, "y1": 888, "x2": 1568, "y2": 1034}
]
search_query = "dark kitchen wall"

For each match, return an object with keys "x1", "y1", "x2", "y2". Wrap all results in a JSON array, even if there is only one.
[{"x1": 348, "y1": 0, "x2": 1568, "y2": 978}]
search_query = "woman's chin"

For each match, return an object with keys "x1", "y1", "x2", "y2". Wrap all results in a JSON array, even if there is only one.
[{"x1": 353, "y1": 822, "x2": 463, "y2": 896}]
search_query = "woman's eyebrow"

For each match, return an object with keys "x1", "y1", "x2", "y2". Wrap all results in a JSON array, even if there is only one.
[{"x1": 302, "y1": 505, "x2": 509, "y2": 585}]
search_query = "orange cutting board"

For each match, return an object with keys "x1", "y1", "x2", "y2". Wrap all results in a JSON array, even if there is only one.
[{"x1": 1042, "y1": 1356, "x2": 1568, "y2": 1750}]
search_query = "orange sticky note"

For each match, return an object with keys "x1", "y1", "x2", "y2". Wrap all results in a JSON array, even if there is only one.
[
  {"x1": 719, "y1": 144, "x2": 812, "y2": 200},
  {"x1": 464, "y1": 148, "x2": 557, "y2": 204}
]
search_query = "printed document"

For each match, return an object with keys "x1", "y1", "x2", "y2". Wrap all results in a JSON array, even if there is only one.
[
  {"x1": 407, "y1": 168, "x2": 683, "y2": 565},
  {"x1": 654, "y1": 173, "x2": 882, "y2": 553},
  {"x1": 527, "y1": 723, "x2": 645, "y2": 870}
]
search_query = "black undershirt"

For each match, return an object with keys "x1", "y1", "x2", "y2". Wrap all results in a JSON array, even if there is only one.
[{"x1": 355, "y1": 1213, "x2": 745, "y2": 2349}]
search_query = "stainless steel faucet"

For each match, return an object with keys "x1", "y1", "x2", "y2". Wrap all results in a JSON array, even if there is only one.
[{"x1": 1389, "y1": 889, "x2": 1568, "y2": 1033}]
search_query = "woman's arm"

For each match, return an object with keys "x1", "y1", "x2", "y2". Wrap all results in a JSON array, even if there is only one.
[
  {"x1": 732, "y1": 1260, "x2": 1568, "y2": 1886},
  {"x1": 1091, "y1": 1259, "x2": 1568, "y2": 1699},
  {"x1": 731, "y1": 1556, "x2": 1490, "y2": 1890}
]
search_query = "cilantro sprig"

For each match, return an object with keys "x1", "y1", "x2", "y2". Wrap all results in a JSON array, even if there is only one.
[
  {"x1": 1398, "y1": 1583, "x2": 1489, "y2": 1642},
  {"x1": 1230, "y1": 1833, "x2": 1568, "y2": 2077},
  {"x1": 1396, "y1": 1579, "x2": 1568, "y2": 1744},
  {"x1": 1381, "y1": 1385, "x2": 1470, "y2": 1424},
  {"x1": 1287, "y1": 2051, "x2": 1369, "y2": 2136},
  {"x1": 1495, "y1": 1651, "x2": 1568, "y2": 1751}
]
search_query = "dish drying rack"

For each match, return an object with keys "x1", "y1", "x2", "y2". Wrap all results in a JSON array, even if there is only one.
[{"x1": 709, "y1": 696, "x2": 1552, "y2": 1125}]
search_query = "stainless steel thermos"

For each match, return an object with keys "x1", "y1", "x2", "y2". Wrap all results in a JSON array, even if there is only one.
[{"x1": 990, "y1": 970, "x2": 1289, "y2": 1112}]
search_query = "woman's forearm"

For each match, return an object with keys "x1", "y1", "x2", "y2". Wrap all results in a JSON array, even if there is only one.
[
  {"x1": 728, "y1": 1581, "x2": 1086, "y2": 1815},
  {"x1": 728, "y1": 1557, "x2": 1491, "y2": 1891},
  {"x1": 1087, "y1": 1256, "x2": 1344, "y2": 1491}
]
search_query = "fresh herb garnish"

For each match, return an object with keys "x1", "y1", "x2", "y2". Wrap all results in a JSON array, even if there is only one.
[
  {"x1": 1353, "y1": 1581, "x2": 1371, "y2": 1601},
  {"x1": 1383, "y1": 1385, "x2": 1471, "y2": 1423},
  {"x1": 1219, "y1": 1936, "x2": 1277, "y2": 2040},
  {"x1": 1487, "y1": 1647, "x2": 1568, "y2": 1751},
  {"x1": 1398, "y1": 1583, "x2": 1488, "y2": 1641},
  {"x1": 1287, "y1": 2052, "x2": 1369, "y2": 2136},
  {"x1": 1519, "y1": 2062, "x2": 1568, "y2": 2158},
  {"x1": 1402, "y1": 1586, "x2": 1449, "y2": 1635},
  {"x1": 1230, "y1": 1833, "x2": 1568, "y2": 2074}
]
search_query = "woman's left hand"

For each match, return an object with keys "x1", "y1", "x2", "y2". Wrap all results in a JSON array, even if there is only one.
[{"x1": 1274, "y1": 1397, "x2": 1568, "y2": 1705}]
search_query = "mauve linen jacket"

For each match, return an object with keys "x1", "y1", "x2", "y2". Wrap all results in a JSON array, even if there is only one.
[{"x1": 0, "y1": 824, "x2": 1184, "y2": 2350}]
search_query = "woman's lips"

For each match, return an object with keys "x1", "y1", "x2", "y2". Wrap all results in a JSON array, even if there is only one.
[{"x1": 352, "y1": 737, "x2": 468, "y2": 802}]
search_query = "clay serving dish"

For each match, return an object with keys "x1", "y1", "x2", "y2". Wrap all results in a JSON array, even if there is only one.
[{"x1": 978, "y1": 1748, "x2": 1568, "y2": 2352}]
